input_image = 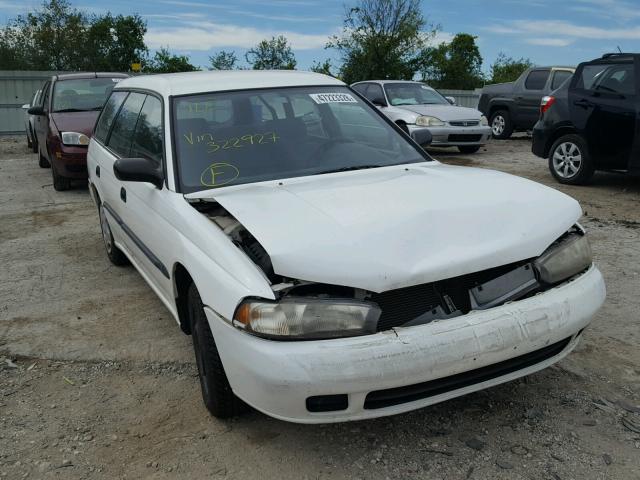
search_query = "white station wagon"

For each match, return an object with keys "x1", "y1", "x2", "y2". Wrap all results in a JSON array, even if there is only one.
[{"x1": 87, "y1": 71, "x2": 605, "y2": 423}]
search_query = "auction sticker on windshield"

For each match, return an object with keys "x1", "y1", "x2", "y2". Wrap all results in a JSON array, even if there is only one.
[{"x1": 309, "y1": 93, "x2": 357, "y2": 104}]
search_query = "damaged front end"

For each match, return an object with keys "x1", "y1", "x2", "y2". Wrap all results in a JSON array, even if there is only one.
[{"x1": 191, "y1": 200, "x2": 593, "y2": 340}]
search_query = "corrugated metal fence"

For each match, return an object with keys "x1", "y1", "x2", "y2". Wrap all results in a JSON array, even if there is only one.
[
  {"x1": 0, "y1": 71, "x2": 482, "y2": 135},
  {"x1": 0, "y1": 71, "x2": 60, "y2": 135},
  {"x1": 438, "y1": 89, "x2": 482, "y2": 109}
]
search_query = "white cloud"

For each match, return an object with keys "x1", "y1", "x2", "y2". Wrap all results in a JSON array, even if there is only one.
[
  {"x1": 486, "y1": 19, "x2": 640, "y2": 41},
  {"x1": 145, "y1": 22, "x2": 331, "y2": 50},
  {"x1": 525, "y1": 38, "x2": 574, "y2": 47},
  {"x1": 428, "y1": 31, "x2": 455, "y2": 46}
]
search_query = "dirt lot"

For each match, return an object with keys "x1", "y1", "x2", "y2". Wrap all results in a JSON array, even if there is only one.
[{"x1": 1, "y1": 135, "x2": 639, "y2": 479}]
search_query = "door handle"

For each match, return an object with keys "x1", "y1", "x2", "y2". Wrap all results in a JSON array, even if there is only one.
[
  {"x1": 95, "y1": 165, "x2": 100, "y2": 178},
  {"x1": 120, "y1": 187, "x2": 126, "y2": 202},
  {"x1": 573, "y1": 99, "x2": 593, "y2": 109}
]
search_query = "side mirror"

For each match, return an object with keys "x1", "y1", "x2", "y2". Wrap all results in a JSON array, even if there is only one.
[
  {"x1": 411, "y1": 129, "x2": 432, "y2": 146},
  {"x1": 113, "y1": 158, "x2": 163, "y2": 189},
  {"x1": 371, "y1": 97, "x2": 387, "y2": 107},
  {"x1": 28, "y1": 106, "x2": 45, "y2": 115},
  {"x1": 445, "y1": 96, "x2": 456, "y2": 105}
]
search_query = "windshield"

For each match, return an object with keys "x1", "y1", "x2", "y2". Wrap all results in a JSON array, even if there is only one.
[
  {"x1": 384, "y1": 83, "x2": 449, "y2": 106},
  {"x1": 172, "y1": 86, "x2": 430, "y2": 193},
  {"x1": 52, "y1": 77, "x2": 123, "y2": 112}
]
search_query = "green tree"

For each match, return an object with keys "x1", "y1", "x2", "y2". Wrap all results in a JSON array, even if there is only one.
[
  {"x1": 489, "y1": 52, "x2": 534, "y2": 84},
  {"x1": 209, "y1": 50, "x2": 238, "y2": 70},
  {"x1": 245, "y1": 36, "x2": 296, "y2": 70},
  {"x1": 144, "y1": 47, "x2": 198, "y2": 73},
  {"x1": 328, "y1": 0, "x2": 437, "y2": 84},
  {"x1": 421, "y1": 33, "x2": 483, "y2": 89},
  {"x1": 0, "y1": 0, "x2": 146, "y2": 71},
  {"x1": 309, "y1": 59, "x2": 333, "y2": 76},
  {"x1": 83, "y1": 13, "x2": 147, "y2": 71}
]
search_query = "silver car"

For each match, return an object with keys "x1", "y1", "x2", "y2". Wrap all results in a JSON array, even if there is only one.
[
  {"x1": 21, "y1": 89, "x2": 42, "y2": 153},
  {"x1": 352, "y1": 80, "x2": 491, "y2": 153}
]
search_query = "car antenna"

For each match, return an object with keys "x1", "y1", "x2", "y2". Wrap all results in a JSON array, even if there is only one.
[{"x1": 617, "y1": 46, "x2": 622, "y2": 53}]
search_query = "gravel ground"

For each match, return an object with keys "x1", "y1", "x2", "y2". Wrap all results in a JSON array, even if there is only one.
[{"x1": 1, "y1": 134, "x2": 639, "y2": 479}]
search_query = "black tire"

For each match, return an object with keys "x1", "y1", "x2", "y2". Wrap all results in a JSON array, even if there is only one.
[
  {"x1": 98, "y1": 203, "x2": 129, "y2": 266},
  {"x1": 458, "y1": 145, "x2": 481, "y2": 154},
  {"x1": 27, "y1": 134, "x2": 32, "y2": 149},
  {"x1": 51, "y1": 163, "x2": 71, "y2": 191},
  {"x1": 31, "y1": 135, "x2": 38, "y2": 154},
  {"x1": 548, "y1": 134, "x2": 594, "y2": 185},
  {"x1": 38, "y1": 150, "x2": 50, "y2": 168},
  {"x1": 489, "y1": 110, "x2": 513, "y2": 139},
  {"x1": 188, "y1": 283, "x2": 246, "y2": 418}
]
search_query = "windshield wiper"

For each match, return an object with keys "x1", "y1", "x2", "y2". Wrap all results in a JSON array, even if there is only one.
[{"x1": 317, "y1": 164, "x2": 382, "y2": 175}]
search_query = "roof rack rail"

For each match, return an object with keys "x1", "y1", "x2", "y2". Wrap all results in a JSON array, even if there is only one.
[{"x1": 601, "y1": 52, "x2": 634, "y2": 58}]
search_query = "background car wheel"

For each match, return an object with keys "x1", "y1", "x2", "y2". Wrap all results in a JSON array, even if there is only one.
[
  {"x1": 188, "y1": 283, "x2": 246, "y2": 419},
  {"x1": 51, "y1": 163, "x2": 71, "y2": 191},
  {"x1": 458, "y1": 145, "x2": 481, "y2": 154},
  {"x1": 396, "y1": 121, "x2": 409, "y2": 135},
  {"x1": 98, "y1": 203, "x2": 129, "y2": 266},
  {"x1": 38, "y1": 151, "x2": 50, "y2": 168},
  {"x1": 27, "y1": 135, "x2": 32, "y2": 149},
  {"x1": 490, "y1": 110, "x2": 513, "y2": 139},
  {"x1": 548, "y1": 134, "x2": 594, "y2": 185},
  {"x1": 31, "y1": 136, "x2": 38, "y2": 154}
]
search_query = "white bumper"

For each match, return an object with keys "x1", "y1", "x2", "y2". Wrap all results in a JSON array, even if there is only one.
[{"x1": 206, "y1": 265, "x2": 605, "y2": 423}]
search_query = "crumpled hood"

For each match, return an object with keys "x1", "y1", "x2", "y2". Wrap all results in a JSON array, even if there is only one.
[
  {"x1": 188, "y1": 163, "x2": 582, "y2": 292},
  {"x1": 398, "y1": 104, "x2": 482, "y2": 121},
  {"x1": 51, "y1": 111, "x2": 100, "y2": 136}
]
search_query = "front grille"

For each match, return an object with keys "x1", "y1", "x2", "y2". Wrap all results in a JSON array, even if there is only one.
[
  {"x1": 364, "y1": 336, "x2": 572, "y2": 409},
  {"x1": 448, "y1": 134, "x2": 482, "y2": 142},
  {"x1": 449, "y1": 120, "x2": 479, "y2": 127},
  {"x1": 369, "y1": 260, "x2": 530, "y2": 332}
]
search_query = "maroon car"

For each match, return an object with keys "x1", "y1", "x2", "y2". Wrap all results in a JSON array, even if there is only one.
[{"x1": 29, "y1": 72, "x2": 129, "y2": 191}]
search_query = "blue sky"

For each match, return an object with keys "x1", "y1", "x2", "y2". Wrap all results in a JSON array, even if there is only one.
[{"x1": 1, "y1": 0, "x2": 639, "y2": 73}]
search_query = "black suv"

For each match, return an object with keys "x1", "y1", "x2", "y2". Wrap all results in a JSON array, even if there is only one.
[{"x1": 532, "y1": 53, "x2": 639, "y2": 184}]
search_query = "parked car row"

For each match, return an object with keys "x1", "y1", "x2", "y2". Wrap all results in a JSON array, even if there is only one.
[{"x1": 20, "y1": 69, "x2": 605, "y2": 423}]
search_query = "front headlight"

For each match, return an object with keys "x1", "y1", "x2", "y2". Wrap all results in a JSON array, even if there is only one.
[
  {"x1": 61, "y1": 131, "x2": 90, "y2": 146},
  {"x1": 534, "y1": 233, "x2": 592, "y2": 284},
  {"x1": 415, "y1": 115, "x2": 445, "y2": 127},
  {"x1": 233, "y1": 297, "x2": 381, "y2": 340},
  {"x1": 480, "y1": 115, "x2": 489, "y2": 126}
]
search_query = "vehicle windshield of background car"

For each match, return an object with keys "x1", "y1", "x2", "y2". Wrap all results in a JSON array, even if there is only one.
[
  {"x1": 52, "y1": 78, "x2": 123, "y2": 113},
  {"x1": 384, "y1": 83, "x2": 449, "y2": 106},
  {"x1": 172, "y1": 86, "x2": 430, "y2": 193}
]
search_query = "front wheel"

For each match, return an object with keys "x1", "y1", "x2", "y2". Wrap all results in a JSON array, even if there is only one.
[
  {"x1": 189, "y1": 283, "x2": 246, "y2": 418},
  {"x1": 38, "y1": 151, "x2": 50, "y2": 168},
  {"x1": 51, "y1": 163, "x2": 71, "y2": 191},
  {"x1": 490, "y1": 110, "x2": 513, "y2": 139},
  {"x1": 458, "y1": 145, "x2": 481, "y2": 154},
  {"x1": 548, "y1": 134, "x2": 594, "y2": 185}
]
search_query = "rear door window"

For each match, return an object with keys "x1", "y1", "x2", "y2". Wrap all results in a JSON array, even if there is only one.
[
  {"x1": 107, "y1": 92, "x2": 146, "y2": 158},
  {"x1": 129, "y1": 96, "x2": 164, "y2": 167},
  {"x1": 524, "y1": 70, "x2": 550, "y2": 90},
  {"x1": 365, "y1": 83, "x2": 385, "y2": 103},
  {"x1": 94, "y1": 91, "x2": 128, "y2": 144},
  {"x1": 351, "y1": 83, "x2": 369, "y2": 96}
]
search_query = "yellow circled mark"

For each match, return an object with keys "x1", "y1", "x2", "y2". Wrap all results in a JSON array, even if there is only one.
[{"x1": 200, "y1": 162, "x2": 240, "y2": 187}]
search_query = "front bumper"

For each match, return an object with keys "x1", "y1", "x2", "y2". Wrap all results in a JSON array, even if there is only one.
[
  {"x1": 207, "y1": 265, "x2": 605, "y2": 423},
  {"x1": 408, "y1": 124, "x2": 492, "y2": 147},
  {"x1": 50, "y1": 141, "x2": 88, "y2": 178}
]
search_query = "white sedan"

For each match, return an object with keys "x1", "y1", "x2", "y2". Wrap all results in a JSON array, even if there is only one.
[{"x1": 87, "y1": 70, "x2": 605, "y2": 423}]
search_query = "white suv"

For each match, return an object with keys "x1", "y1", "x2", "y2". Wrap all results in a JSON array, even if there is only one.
[{"x1": 87, "y1": 70, "x2": 605, "y2": 423}]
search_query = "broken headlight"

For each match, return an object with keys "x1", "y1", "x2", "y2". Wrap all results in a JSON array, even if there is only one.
[
  {"x1": 233, "y1": 297, "x2": 380, "y2": 340},
  {"x1": 534, "y1": 233, "x2": 592, "y2": 284}
]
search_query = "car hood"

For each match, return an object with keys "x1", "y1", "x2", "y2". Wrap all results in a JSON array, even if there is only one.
[
  {"x1": 397, "y1": 104, "x2": 482, "y2": 121},
  {"x1": 51, "y1": 111, "x2": 100, "y2": 136},
  {"x1": 187, "y1": 163, "x2": 582, "y2": 293}
]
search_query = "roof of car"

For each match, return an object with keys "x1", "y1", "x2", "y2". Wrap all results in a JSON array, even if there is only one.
[
  {"x1": 115, "y1": 70, "x2": 345, "y2": 97},
  {"x1": 54, "y1": 72, "x2": 129, "y2": 81},
  {"x1": 352, "y1": 80, "x2": 431, "y2": 86}
]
